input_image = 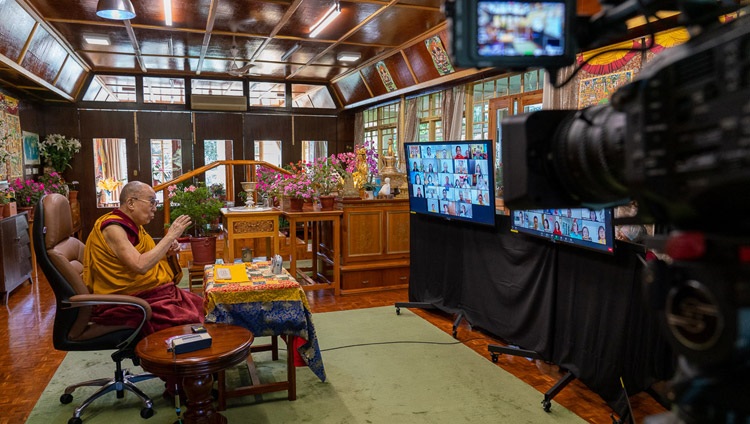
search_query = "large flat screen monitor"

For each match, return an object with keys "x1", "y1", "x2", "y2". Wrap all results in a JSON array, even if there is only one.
[
  {"x1": 404, "y1": 140, "x2": 496, "y2": 226},
  {"x1": 511, "y1": 207, "x2": 615, "y2": 254}
]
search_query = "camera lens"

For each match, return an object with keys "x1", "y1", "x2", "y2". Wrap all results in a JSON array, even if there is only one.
[{"x1": 551, "y1": 105, "x2": 629, "y2": 205}]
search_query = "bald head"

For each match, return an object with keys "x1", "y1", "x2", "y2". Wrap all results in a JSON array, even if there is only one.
[{"x1": 119, "y1": 181, "x2": 151, "y2": 203}]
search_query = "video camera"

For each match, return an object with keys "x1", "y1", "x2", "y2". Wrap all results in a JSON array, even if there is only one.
[{"x1": 446, "y1": 1, "x2": 750, "y2": 422}]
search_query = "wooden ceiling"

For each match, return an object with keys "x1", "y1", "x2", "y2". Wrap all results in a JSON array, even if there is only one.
[{"x1": 0, "y1": 0, "x2": 606, "y2": 107}]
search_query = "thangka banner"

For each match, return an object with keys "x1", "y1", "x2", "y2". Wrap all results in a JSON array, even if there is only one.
[{"x1": 425, "y1": 36, "x2": 454, "y2": 76}]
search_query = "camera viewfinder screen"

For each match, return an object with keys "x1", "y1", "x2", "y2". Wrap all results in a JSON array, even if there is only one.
[{"x1": 477, "y1": 1, "x2": 566, "y2": 58}]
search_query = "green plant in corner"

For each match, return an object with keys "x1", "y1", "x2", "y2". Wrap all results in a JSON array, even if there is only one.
[{"x1": 167, "y1": 182, "x2": 223, "y2": 237}]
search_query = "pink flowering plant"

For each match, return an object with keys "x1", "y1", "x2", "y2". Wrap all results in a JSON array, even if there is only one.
[
  {"x1": 38, "y1": 172, "x2": 68, "y2": 196},
  {"x1": 310, "y1": 156, "x2": 342, "y2": 196},
  {"x1": 167, "y1": 182, "x2": 223, "y2": 237},
  {"x1": 359, "y1": 140, "x2": 380, "y2": 191},
  {"x1": 331, "y1": 151, "x2": 357, "y2": 176},
  {"x1": 256, "y1": 166, "x2": 285, "y2": 200},
  {"x1": 280, "y1": 171, "x2": 315, "y2": 200},
  {"x1": 11, "y1": 178, "x2": 47, "y2": 207}
]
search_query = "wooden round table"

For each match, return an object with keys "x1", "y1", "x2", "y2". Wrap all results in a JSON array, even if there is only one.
[{"x1": 136, "y1": 323, "x2": 253, "y2": 424}]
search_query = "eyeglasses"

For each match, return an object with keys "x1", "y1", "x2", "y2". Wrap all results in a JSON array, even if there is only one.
[{"x1": 131, "y1": 197, "x2": 159, "y2": 208}]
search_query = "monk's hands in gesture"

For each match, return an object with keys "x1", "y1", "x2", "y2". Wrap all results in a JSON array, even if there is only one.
[{"x1": 167, "y1": 215, "x2": 192, "y2": 240}]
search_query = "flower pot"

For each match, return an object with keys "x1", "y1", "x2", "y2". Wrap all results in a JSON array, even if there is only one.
[
  {"x1": 288, "y1": 197, "x2": 304, "y2": 212},
  {"x1": 190, "y1": 236, "x2": 217, "y2": 265},
  {"x1": 18, "y1": 206, "x2": 34, "y2": 221},
  {"x1": 319, "y1": 195, "x2": 336, "y2": 211}
]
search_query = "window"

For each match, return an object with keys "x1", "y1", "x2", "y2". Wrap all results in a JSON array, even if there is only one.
[
  {"x1": 363, "y1": 101, "x2": 399, "y2": 162},
  {"x1": 249, "y1": 82, "x2": 285, "y2": 107},
  {"x1": 417, "y1": 91, "x2": 443, "y2": 142},
  {"x1": 254, "y1": 140, "x2": 282, "y2": 167},
  {"x1": 143, "y1": 77, "x2": 185, "y2": 104},
  {"x1": 292, "y1": 84, "x2": 336, "y2": 109},
  {"x1": 94, "y1": 138, "x2": 128, "y2": 207},
  {"x1": 301, "y1": 141, "x2": 328, "y2": 164},
  {"x1": 204, "y1": 140, "x2": 232, "y2": 190},
  {"x1": 192, "y1": 79, "x2": 243, "y2": 96},
  {"x1": 82, "y1": 76, "x2": 136, "y2": 102},
  {"x1": 150, "y1": 139, "x2": 182, "y2": 202}
]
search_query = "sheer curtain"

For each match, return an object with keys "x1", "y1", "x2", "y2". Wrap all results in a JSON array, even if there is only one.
[
  {"x1": 101, "y1": 138, "x2": 124, "y2": 202},
  {"x1": 402, "y1": 98, "x2": 419, "y2": 143},
  {"x1": 442, "y1": 86, "x2": 466, "y2": 140}
]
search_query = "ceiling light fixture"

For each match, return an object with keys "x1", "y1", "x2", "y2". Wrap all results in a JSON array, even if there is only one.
[
  {"x1": 309, "y1": 1, "x2": 341, "y2": 38},
  {"x1": 163, "y1": 0, "x2": 172, "y2": 26},
  {"x1": 337, "y1": 52, "x2": 361, "y2": 62},
  {"x1": 280, "y1": 43, "x2": 301, "y2": 61},
  {"x1": 84, "y1": 34, "x2": 111, "y2": 46},
  {"x1": 96, "y1": 0, "x2": 136, "y2": 20}
]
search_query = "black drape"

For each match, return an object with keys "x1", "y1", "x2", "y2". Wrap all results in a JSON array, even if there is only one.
[{"x1": 408, "y1": 214, "x2": 674, "y2": 417}]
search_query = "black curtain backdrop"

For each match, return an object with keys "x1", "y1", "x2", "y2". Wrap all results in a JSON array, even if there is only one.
[{"x1": 408, "y1": 213, "x2": 674, "y2": 417}]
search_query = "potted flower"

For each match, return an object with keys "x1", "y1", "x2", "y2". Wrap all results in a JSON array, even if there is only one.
[
  {"x1": 38, "y1": 172, "x2": 68, "y2": 197},
  {"x1": 280, "y1": 171, "x2": 315, "y2": 212},
  {"x1": 256, "y1": 166, "x2": 285, "y2": 206},
  {"x1": 39, "y1": 134, "x2": 81, "y2": 174},
  {"x1": 208, "y1": 183, "x2": 226, "y2": 201},
  {"x1": 11, "y1": 178, "x2": 46, "y2": 219},
  {"x1": 311, "y1": 156, "x2": 342, "y2": 210},
  {"x1": 356, "y1": 140, "x2": 379, "y2": 199},
  {"x1": 167, "y1": 182, "x2": 224, "y2": 264}
]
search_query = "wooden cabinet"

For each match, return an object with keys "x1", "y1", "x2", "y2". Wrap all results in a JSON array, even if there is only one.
[
  {"x1": 337, "y1": 199, "x2": 410, "y2": 294},
  {"x1": 0, "y1": 213, "x2": 33, "y2": 305}
]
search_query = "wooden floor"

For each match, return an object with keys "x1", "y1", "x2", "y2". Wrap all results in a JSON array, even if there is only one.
[{"x1": 0, "y1": 277, "x2": 667, "y2": 424}]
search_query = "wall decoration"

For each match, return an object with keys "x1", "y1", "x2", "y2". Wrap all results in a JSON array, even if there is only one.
[
  {"x1": 0, "y1": 93, "x2": 23, "y2": 180},
  {"x1": 577, "y1": 70, "x2": 634, "y2": 109},
  {"x1": 425, "y1": 36, "x2": 454, "y2": 76},
  {"x1": 375, "y1": 61, "x2": 398, "y2": 92},
  {"x1": 23, "y1": 131, "x2": 40, "y2": 165}
]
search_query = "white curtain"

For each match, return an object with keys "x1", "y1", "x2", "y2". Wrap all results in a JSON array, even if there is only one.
[{"x1": 442, "y1": 86, "x2": 466, "y2": 140}]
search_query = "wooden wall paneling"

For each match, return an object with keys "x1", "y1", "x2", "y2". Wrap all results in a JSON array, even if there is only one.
[
  {"x1": 0, "y1": 1, "x2": 37, "y2": 63},
  {"x1": 381, "y1": 54, "x2": 417, "y2": 91},
  {"x1": 403, "y1": 30, "x2": 452, "y2": 83},
  {"x1": 193, "y1": 112, "x2": 244, "y2": 193},
  {"x1": 336, "y1": 112, "x2": 355, "y2": 154},
  {"x1": 360, "y1": 65, "x2": 388, "y2": 97},
  {"x1": 333, "y1": 73, "x2": 370, "y2": 106},
  {"x1": 244, "y1": 113, "x2": 293, "y2": 166},
  {"x1": 77, "y1": 109, "x2": 135, "y2": 238},
  {"x1": 136, "y1": 111, "x2": 193, "y2": 236},
  {"x1": 42, "y1": 104, "x2": 80, "y2": 178},
  {"x1": 294, "y1": 115, "x2": 338, "y2": 162}
]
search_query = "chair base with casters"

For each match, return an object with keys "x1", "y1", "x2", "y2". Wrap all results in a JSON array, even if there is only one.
[{"x1": 61, "y1": 349, "x2": 156, "y2": 424}]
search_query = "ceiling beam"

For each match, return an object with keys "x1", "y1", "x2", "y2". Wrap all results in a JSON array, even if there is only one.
[
  {"x1": 195, "y1": 0, "x2": 220, "y2": 75},
  {"x1": 248, "y1": 0, "x2": 305, "y2": 63},
  {"x1": 124, "y1": 20, "x2": 147, "y2": 73}
]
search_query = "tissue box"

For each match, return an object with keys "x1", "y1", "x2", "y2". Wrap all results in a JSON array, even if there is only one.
[{"x1": 170, "y1": 333, "x2": 212, "y2": 354}]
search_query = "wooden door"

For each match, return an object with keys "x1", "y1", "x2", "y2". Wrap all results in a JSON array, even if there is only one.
[{"x1": 488, "y1": 90, "x2": 543, "y2": 213}]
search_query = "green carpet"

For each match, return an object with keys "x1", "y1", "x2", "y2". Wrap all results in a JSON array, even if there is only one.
[{"x1": 26, "y1": 307, "x2": 584, "y2": 424}]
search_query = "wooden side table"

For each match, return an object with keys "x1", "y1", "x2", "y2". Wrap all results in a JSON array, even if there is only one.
[
  {"x1": 135, "y1": 323, "x2": 253, "y2": 424},
  {"x1": 282, "y1": 209, "x2": 342, "y2": 295},
  {"x1": 220, "y1": 208, "x2": 281, "y2": 262}
]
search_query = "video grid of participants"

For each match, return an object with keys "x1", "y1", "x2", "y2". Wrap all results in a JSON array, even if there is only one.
[
  {"x1": 512, "y1": 208, "x2": 609, "y2": 245},
  {"x1": 408, "y1": 143, "x2": 491, "y2": 218}
]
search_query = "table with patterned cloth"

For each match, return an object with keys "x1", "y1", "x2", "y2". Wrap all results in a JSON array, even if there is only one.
[{"x1": 203, "y1": 261, "x2": 326, "y2": 384}]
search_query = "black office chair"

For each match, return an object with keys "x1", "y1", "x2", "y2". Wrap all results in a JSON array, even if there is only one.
[{"x1": 33, "y1": 194, "x2": 156, "y2": 424}]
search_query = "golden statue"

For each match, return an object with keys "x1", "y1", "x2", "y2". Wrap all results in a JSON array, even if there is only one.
[
  {"x1": 352, "y1": 145, "x2": 368, "y2": 189},
  {"x1": 381, "y1": 139, "x2": 398, "y2": 174}
]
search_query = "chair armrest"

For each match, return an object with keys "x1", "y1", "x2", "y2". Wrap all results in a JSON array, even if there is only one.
[{"x1": 68, "y1": 294, "x2": 153, "y2": 348}]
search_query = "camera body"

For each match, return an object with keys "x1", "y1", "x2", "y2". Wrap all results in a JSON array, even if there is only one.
[{"x1": 503, "y1": 15, "x2": 750, "y2": 235}]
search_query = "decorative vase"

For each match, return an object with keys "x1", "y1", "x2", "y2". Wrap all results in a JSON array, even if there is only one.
[
  {"x1": 341, "y1": 174, "x2": 360, "y2": 198},
  {"x1": 68, "y1": 190, "x2": 81, "y2": 232},
  {"x1": 190, "y1": 236, "x2": 217, "y2": 265},
  {"x1": 319, "y1": 195, "x2": 336, "y2": 211},
  {"x1": 288, "y1": 197, "x2": 304, "y2": 212}
]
